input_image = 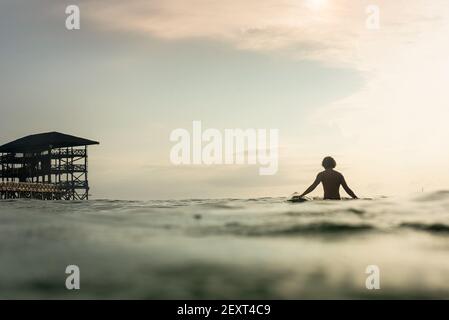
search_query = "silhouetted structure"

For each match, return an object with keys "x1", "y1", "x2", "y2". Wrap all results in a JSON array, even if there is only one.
[{"x1": 0, "y1": 132, "x2": 99, "y2": 200}]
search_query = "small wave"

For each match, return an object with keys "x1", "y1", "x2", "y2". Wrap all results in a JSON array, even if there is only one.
[
  {"x1": 400, "y1": 222, "x2": 449, "y2": 234},
  {"x1": 200, "y1": 203, "x2": 244, "y2": 209},
  {"x1": 203, "y1": 222, "x2": 375, "y2": 237},
  {"x1": 413, "y1": 190, "x2": 449, "y2": 202},
  {"x1": 285, "y1": 207, "x2": 366, "y2": 217}
]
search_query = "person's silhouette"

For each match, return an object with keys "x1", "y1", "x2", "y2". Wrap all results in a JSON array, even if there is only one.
[{"x1": 298, "y1": 156, "x2": 358, "y2": 200}]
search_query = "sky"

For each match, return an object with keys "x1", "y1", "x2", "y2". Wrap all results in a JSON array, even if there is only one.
[{"x1": 1, "y1": 0, "x2": 449, "y2": 200}]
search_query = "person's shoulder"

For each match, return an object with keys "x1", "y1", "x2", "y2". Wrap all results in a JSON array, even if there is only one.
[
  {"x1": 316, "y1": 171, "x2": 325, "y2": 179},
  {"x1": 333, "y1": 170, "x2": 344, "y2": 178}
]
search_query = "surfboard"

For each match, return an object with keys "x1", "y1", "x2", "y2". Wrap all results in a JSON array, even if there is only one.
[{"x1": 287, "y1": 195, "x2": 309, "y2": 203}]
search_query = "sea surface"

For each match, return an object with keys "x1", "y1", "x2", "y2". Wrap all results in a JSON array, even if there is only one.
[{"x1": 1, "y1": 192, "x2": 449, "y2": 299}]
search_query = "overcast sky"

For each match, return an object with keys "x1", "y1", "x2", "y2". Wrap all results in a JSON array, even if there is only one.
[{"x1": 1, "y1": 0, "x2": 449, "y2": 200}]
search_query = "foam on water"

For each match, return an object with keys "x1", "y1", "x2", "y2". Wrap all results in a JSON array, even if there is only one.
[{"x1": 1, "y1": 191, "x2": 449, "y2": 298}]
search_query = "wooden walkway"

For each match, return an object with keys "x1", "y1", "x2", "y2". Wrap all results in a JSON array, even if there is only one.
[{"x1": 0, "y1": 182, "x2": 65, "y2": 200}]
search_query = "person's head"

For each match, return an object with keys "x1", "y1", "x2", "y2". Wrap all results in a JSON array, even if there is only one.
[{"x1": 322, "y1": 156, "x2": 336, "y2": 169}]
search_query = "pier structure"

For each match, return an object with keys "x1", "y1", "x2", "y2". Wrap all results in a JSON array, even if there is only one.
[{"x1": 0, "y1": 132, "x2": 99, "y2": 200}]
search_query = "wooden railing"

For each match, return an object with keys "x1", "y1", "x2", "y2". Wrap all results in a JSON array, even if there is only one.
[{"x1": 0, "y1": 182, "x2": 62, "y2": 193}]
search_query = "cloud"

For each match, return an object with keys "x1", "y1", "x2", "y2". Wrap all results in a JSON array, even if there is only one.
[{"x1": 80, "y1": 0, "x2": 447, "y2": 69}]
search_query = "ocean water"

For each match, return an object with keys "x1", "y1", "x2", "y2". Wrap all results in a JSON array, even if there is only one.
[{"x1": 1, "y1": 192, "x2": 449, "y2": 299}]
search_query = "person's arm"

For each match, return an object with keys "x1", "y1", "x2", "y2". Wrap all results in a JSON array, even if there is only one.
[
  {"x1": 341, "y1": 175, "x2": 358, "y2": 199},
  {"x1": 299, "y1": 174, "x2": 321, "y2": 197}
]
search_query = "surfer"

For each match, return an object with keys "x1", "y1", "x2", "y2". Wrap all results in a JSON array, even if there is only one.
[{"x1": 297, "y1": 156, "x2": 358, "y2": 200}]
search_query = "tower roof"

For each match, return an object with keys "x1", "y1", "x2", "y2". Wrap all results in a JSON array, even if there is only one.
[{"x1": 0, "y1": 132, "x2": 99, "y2": 153}]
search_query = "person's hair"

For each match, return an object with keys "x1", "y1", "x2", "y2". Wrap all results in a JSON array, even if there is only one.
[{"x1": 322, "y1": 156, "x2": 336, "y2": 169}]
